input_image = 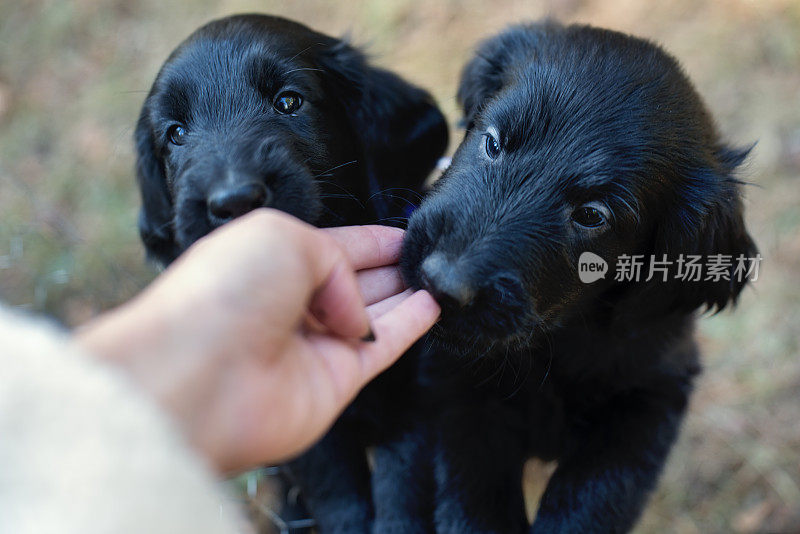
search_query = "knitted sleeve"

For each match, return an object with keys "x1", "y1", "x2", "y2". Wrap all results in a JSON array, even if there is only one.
[{"x1": 0, "y1": 305, "x2": 246, "y2": 534}]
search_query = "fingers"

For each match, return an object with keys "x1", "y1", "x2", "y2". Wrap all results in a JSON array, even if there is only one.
[
  {"x1": 303, "y1": 223, "x2": 408, "y2": 338},
  {"x1": 366, "y1": 288, "x2": 414, "y2": 319},
  {"x1": 191, "y1": 211, "x2": 406, "y2": 340},
  {"x1": 357, "y1": 265, "x2": 406, "y2": 305},
  {"x1": 358, "y1": 290, "x2": 440, "y2": 381},
  {"x1": 308, "y1": 261, "x2": 372, "y2": 340},
  {"x1": 322, "y1": 225, "x2": 405, "y2": 270},
  {"x1": 303, "y1": 289, "x2": 438, "y2": 414},
  {"x1": 238, "y1": 210, "x2": 373, "y2": 340}
]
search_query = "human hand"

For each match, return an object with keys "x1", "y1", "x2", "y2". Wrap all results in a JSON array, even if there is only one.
[{"x1": 75, "y1": 209, "x2": 439, "y2": 473}]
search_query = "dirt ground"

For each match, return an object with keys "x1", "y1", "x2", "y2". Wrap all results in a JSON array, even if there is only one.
[{"x1": 1, "y1": 1, "x2": 798, "y2": 532}]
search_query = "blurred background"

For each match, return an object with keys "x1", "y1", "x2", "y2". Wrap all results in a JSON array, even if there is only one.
[{"x1": 1, "y1": 0, "x2": 798, "y2": 532}]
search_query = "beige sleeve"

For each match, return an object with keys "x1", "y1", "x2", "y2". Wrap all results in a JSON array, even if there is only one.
[{"x1": 0, "y1": 305, "x2": 246, "y2": 534}]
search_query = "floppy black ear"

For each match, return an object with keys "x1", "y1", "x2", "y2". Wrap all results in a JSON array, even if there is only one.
[
  {"x1": 318, "y1": 42, "x2": 448, "y2": 222},
  {"x1": 134, "y1": 105, "x2": 180, "y2": 266},
  {"x1": 656, "y1": 146, "x2": 758, "y2": 312},
  {"x1": 457, "y1": 22, "x2": 550, "y2": 130},
  {"x1": 457, "y1": 44, "x2": 509, "y2": 130}
]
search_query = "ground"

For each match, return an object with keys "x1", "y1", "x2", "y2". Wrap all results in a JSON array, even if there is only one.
[{"x1": 1, "y1": 1, "x2": 798, "y2": 532}]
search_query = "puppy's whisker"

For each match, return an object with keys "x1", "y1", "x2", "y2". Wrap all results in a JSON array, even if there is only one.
[
  {"x1": 285, "y1": 67, "x2": 325, "y2": 75},
  {"x1": 319, "y1": 193, "x2": 366, "y2": 210},
  {"x1": 319, "y1": 193, "x2": 360, "y2": 199},
  {"x1": 374, "y1": 187, "x2": 425, "y2": 202},
  {"x1": 317, "y1": 181, "x2": 364, "y2": 209},
  {"x1": 369, "y1": 216, "x2": 409, "y2": 226},
  {"x1": 150, "y1": 219, "x2": 175, "y2": 235},
  {"x1": 286, "y1": 44, "x2": 314, "y2": 63},
  {"x1": 368, "y1": 191, "x2": 419, "y2": 209},
  {"x1": 313, "y1": 159, "x2": 358, "y2": 177}
]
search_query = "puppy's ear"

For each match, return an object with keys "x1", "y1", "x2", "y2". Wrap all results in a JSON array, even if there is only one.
[
  {"x1": 457, "y1": 23, "x2": 547, "y2": 130},
  {"x1": 318, "y1": 42, "x2": 448, "y2": 222},
  {"x1": 134, "y1": 106, "x2": 179, "y2": 265},
  {"x1": 656, "y1": 145, "x2": 758, "y2": 312},
  {"x1": 457, "y1": 46, "x2": 508, "y2": 130}
]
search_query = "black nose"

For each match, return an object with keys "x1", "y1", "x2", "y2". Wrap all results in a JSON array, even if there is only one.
[
  {"x1": 207, "y1": 183, "x2": 270, "y2": 222},
  {"x1": 420, "y1": 253, "x2": 476, "y2": 308}
]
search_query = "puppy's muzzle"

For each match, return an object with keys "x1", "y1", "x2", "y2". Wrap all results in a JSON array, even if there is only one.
[
  {"x1": 420, "y1": 253, "x2": 477, "y2": 308},
  {"x1": 417, "y1": 248, "x2": 526, "y2": 320}
]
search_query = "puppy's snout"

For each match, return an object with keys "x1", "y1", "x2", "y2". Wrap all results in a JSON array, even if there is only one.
[
  {"x1": 207, "y1": 182, "x2": 271, "y2": 223},
  {"x1": 420, "y1": 253, "x2": 477, "y2": 308}
]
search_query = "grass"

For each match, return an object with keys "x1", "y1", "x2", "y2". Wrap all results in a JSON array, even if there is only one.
[{"x1": 1, "y1": 0, "x2": 798, "y2": 531}]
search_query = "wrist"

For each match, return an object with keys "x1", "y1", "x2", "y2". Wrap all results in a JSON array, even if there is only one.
[{"x1": 73, "y1": 299, "x2": 204, "y2": 447}]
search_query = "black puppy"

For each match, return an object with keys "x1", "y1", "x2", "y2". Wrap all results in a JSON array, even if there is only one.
[
  {"x1": 397, "y1": 22, "x2": 756, "y2": 533},
  {"x1": 133, "y1": 14, "x2": 448, "y2": 532},
  {"x1": 135, "y1": 14, "x2": 447, "y2": 264}
]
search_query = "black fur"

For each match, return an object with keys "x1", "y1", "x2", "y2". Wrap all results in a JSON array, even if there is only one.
[
  {"x1": 391, "y1": 21, "x2": 756, "y2": 533},
  {"x1": 133, "y1": 14, "x2": 448, "y2": 532},
  {"x1": 135, "y1": 14, "x2": 447, "y2": 264}
]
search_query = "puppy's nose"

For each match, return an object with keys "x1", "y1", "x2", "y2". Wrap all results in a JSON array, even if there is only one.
[
  {"x1": 207, "y1": 183, "x2": 270, "y2": 222},
  {"x1": 420, "y1": 252, "x2": 476, "y2": 308}
]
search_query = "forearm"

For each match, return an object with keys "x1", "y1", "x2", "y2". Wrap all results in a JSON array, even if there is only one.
[{"x1": 74, "y1": 293, "x2": 226, "y2": 463}]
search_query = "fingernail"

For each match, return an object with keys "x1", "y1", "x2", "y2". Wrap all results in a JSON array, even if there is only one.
[{"x1": 361, "y1": 328, "x2": 376, "y2": 343}]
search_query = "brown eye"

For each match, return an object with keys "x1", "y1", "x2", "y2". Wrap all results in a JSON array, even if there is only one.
[
  {"x1": 167, "y1": 125, "x2": 187, "y2": 146},
  {"x1": 274, "y1": 91, "x2": 303, "y2": 114},
  {"x1": 572, "y1": 204, "x2": 608, "y2": 228}
]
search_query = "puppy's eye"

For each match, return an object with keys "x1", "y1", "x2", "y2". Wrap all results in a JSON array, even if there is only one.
[
  {"x1": 274, "y1": 91, "x2": 303, "y2": 114},
  {"x1": 571, "y1": 203, "x2": 610, "y2": 229},
  {"x1": 167, "y1": 125, "x2": 187, "y2": 146},
  {"x1": 484, "y1": 133, "x2": 501, "y2": 159}
]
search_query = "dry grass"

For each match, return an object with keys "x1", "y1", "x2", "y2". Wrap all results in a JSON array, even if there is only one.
[{"x1": 1, "y1": 1, "x2": 798, "y2": 532}]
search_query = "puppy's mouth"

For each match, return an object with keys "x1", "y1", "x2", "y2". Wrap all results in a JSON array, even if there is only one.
[{"x1": 173, "y1": 197, "x2": 213, "y2": 252}]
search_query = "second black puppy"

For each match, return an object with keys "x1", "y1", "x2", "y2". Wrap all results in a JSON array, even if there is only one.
[
  {"x1": 135, "y1": 14, "x2": 447, "y2": 264},
  {"x1": 399, "y1": 22, "x2": 756, "y2": 533}
]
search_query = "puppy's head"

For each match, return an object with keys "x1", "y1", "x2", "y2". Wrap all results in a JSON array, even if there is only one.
[
  {"x1": 136, "y1": 14, "x2": 447, "y2": 265},
  {"x1": 402, "y1": 22, "x2": 756, "y2": 354}
]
